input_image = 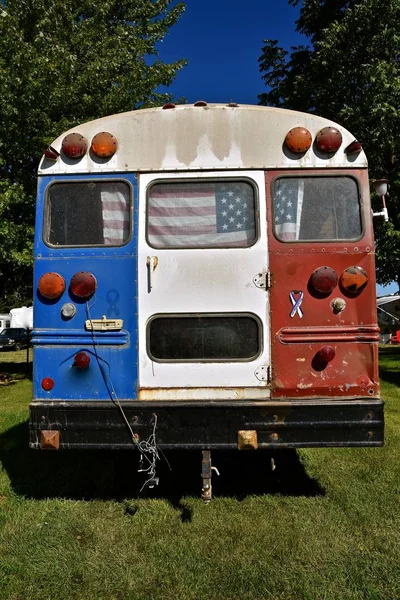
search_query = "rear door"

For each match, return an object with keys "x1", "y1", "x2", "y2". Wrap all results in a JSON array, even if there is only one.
[{"x1": 137, "y1": 171, "x2": 270, "y2": 399}]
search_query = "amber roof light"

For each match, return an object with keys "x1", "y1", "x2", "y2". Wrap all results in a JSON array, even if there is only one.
[
  {"x1": 285, "y1": 127, "x2": 312, "y2": 153},
  {"x1": 91, "y1": 132, "x2": 117, "y2": 158}
]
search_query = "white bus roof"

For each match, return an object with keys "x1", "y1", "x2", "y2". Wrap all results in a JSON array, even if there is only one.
[{"x1": 39, "y1": 103, "x2": 367, "y2": 175}]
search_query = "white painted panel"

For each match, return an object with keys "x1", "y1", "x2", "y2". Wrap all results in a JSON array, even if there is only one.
[
  {"x1": 39, "y1": 105, "x2": 368, "y2": 175},
  {"x1": 138, "y1": 171, "x2": 270, "y2": 392}
]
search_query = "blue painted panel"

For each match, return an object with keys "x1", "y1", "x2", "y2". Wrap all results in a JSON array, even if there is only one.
[{"x1": 33, "y1": 173, "x2": 138, "y2": 401}]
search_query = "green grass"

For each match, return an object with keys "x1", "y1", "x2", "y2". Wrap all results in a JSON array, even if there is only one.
[{"x1": 0, "y1": 349, "x2": 399, "y2": 600}]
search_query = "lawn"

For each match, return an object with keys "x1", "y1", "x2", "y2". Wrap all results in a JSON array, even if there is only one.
[{"x1": 0, "y1": 348, "x2": 399, "y2": 600}]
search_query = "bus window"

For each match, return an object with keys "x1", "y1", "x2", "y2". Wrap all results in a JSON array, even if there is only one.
[
  {"x1": 148, "y1": 314, "x2": 261, "y2": 361},
  {"x1": 273, "y1": 176, "x2": 362, "y2": 241},
  {"x1": 45, "y1": 180, "x2": 131, "y2": 247},
  {"x1": 147, "y1": 180, "x2": 257, "y2": 248}
]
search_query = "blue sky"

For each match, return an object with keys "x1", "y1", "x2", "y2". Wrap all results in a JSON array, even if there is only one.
[
  {"x1": 159, "y1": 0, "x2": 305, "y2": 105},
  {"x1": 158, "y1": 0, "x2": 397, "y2": 296}
]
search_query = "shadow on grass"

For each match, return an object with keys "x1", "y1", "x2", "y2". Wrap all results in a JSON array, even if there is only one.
[
  {"x1": 378, "y1": 346, "x2": 400, "y2": 387},
  {"x1": 0, "y1": 360, "x2": 33, "y2": 381},
  {"x1": 0, "y1": 420, "x2": 324, "y2": 520}
]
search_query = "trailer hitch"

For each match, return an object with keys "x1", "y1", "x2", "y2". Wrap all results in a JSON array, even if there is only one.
[{"x1": 201, "y1": 450, "x2": 220, "y2": 503}]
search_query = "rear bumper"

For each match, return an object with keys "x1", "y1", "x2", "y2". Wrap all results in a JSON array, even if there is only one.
[{"x1": 29, "y1": 398, "x2": 384, "y2": 450}]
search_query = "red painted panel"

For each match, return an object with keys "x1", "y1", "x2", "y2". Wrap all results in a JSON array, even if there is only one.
[{"x1": 266, "y1": 169, "x2": 379, "y2": 399}]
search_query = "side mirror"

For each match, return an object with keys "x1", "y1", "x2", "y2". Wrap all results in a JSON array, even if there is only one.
[{"x1": 372, "y1": 179, "x2": 389, "y2": 222}]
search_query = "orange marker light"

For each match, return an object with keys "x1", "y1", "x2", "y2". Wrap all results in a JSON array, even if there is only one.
[
  {"x1": 285, "y1": 127, "x2": 312, "y2": 153},
  {"x1": 38, "y1": 272, "x2": 66, "y2": 300},
  {"x1": 91, "y1": 132, "x2": 117, "y2": 158},
  {"x1": 340, "y1": 266, "x2": 368, "y2": 294}
]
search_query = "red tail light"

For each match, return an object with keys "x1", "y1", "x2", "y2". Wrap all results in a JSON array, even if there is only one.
[
  {"x1": 316, "y1": 127, "x2": 342, "y2": 153},
  {"x1": 345, "y1": 140, "x2": 362, "y2": 155},
  {"x1": 41, "y1": 377, "x2": 54, "y2": 391},
  {"x1": 44, "y1": 146, "x2": 59, "y2": 160},
  {"x1": 317, "y1": 346, "x2": 336, "y2": 362},
  {"x1": 309, "y1": 266, "x2": 338, "y2": 295},
  {"x1": 69, "y1": 272, "x2": 97, "y2": 299},
  {"x1": 62, "y1": 133, "x2": 88, "y2": 159},
  {"x1": 73, "y1": 352, "x2": 91, "y2": 369},
  {"x1": 38, "y1": 272, "x2": 65, "y2": 300}
]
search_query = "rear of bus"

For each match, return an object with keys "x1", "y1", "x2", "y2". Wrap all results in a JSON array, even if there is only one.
[{"x1": 30, "y1": 104, "x2": 383, "y2": 457}]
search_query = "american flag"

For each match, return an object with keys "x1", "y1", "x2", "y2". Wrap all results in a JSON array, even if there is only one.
[
  {"x1": 101, "y1": 187, "x2": 130, "y2": 245},
  {"x1": 273, "y1": 179, "x2": 304, "y2": 241},
  {"x1": 148, "y1": 181, "x2": 256, "y2": 248}
]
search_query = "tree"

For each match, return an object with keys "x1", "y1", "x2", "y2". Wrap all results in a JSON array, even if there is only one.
[
  {"x1": 258, "y1": 0, "x2": 400, "y2": 292},
  {"x1": 0, "y1": 0, "x2": 187, "y2": 311}
]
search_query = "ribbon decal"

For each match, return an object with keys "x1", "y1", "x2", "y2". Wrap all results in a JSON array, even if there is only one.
[{"x1": 290, "y1": 290, "x2": 304, "y2": 318}]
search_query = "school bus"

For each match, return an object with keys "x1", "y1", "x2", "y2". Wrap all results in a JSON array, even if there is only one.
[{"x1": 30, "y1": 103, "x2": 384, "y2": 499}]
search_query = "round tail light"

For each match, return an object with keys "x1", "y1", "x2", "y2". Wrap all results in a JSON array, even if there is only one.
[
  {"x1": 73, "y1": 351, "x2": 91, "y2": 369},
  {"x1": 38, "y1": 272, "x2": 65, "y2": 300},
  {"x1": 309, "y1": 266, "x2": 338, "y2": 295},
  {"x1": 62, "y1": 133, "x2": 88, "y2": 159},
  {"x1": 69, "y1": 272, "x2": 97, "y2": 299},
  {"x1": 340, "y1": 266, "x2": 368, "y2": 294},
  {"x1": 316, "y1": 127, "x2": 342, "y2": 153},
  {"x1": 42, "y1": 377, "x2": 54, "y2": 391},
  {"x1": 91, "y1": 132, "x2": 117, "y2": 158},
  {"x1": 317, "y1": 346, "x2": 336, "y2": 362}
]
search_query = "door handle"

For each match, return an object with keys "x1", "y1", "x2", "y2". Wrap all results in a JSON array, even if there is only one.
[{"x1": 146, "y1": 256, "x2": 158, "y2": 292}]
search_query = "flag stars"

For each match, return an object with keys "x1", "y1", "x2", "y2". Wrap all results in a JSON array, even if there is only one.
[
  {"x1": 221, "y1": 198, "x2": 227, "y2": 204},
  {"x1": 228, "y1": 191, "x2": 234, "y2": 197},
  {"x1": 286, "y1": 213, "x2": 292, "y2": 220},
  {"x1": 221, "y1": 210, "x2": 228, "y2": 217},
  {"x1": 236, "y1": 210, "x2": 242, "y2": 216},
  {"x1": 222, "y1": 223, "x2": 228, "y2": 230},
  {"x1": 228, "y1": 203, "x2": 234, "y2": 210},
  {"x1": 236, "y1": 222, "x2": 243, "y2": 229}
]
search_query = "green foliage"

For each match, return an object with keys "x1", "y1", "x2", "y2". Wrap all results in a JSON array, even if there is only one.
[
  {"x1": 0, "y1": 0, "x2": 187, "y2": 310},
  {"x1": 259, "y1": 0, "x2": 400, "y2": 290}
]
